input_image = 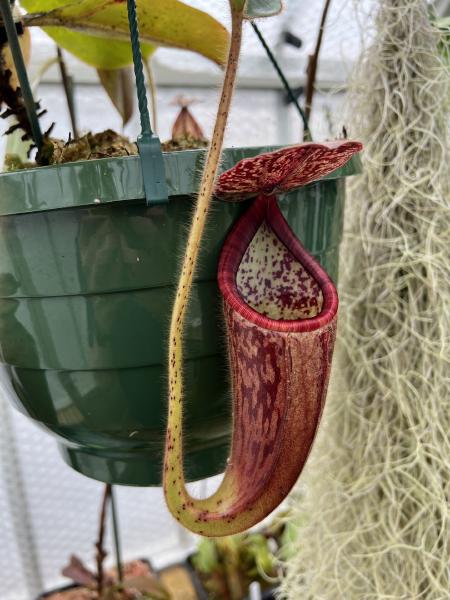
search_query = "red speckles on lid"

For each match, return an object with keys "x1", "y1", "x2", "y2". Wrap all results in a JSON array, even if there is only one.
[{"x1": 216, "y1": 140, "x2": 362, "y2": 201}]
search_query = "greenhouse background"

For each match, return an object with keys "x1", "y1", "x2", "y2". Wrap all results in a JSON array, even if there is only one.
[{"x1": 0, "y1": 1, "x2": 448, "y2": 599}]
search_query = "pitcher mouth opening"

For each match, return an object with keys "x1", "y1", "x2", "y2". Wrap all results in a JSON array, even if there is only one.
[{"x1": 218, "y1": 194, "x2": 339, "y2": 333}]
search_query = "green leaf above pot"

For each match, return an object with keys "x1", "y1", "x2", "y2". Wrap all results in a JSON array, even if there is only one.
[{"x1": 22, "y1": 0, "x2": 230, "y2": 68}]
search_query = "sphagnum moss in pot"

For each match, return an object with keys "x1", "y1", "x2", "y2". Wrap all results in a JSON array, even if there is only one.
[{"x1": 0, "y1": 0, "x2": 361, "y2": 533}]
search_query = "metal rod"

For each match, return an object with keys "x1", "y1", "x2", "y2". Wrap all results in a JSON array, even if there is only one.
[
  {"x1": 110, "y1": 486, "x2": 124, "y2": 583},
  {"x1": 250, "y1": 21, "x2": 310, "y2": 137},
  {"x1": 95, "y1": 484, "x2": 111, "y2": 597},
  {"x1": 0, "y1": 0, "x2": 43, "y2": 149},
  {"x1": 57, "y1": 47, "x2": 79, "y2": 138}
]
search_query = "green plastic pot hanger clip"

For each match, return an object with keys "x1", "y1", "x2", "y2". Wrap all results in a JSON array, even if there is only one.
[{"x1": 127, "y1": 0, "x2": 168, "y2": 206}]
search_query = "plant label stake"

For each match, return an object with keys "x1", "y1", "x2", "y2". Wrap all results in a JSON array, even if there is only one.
[{"x1": 164, "y1": 140, "x2": 362, "y2": 536}]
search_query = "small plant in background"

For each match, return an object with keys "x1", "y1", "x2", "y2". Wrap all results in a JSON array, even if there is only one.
[
  {"x1": 191, "y1": 535, "x2": 276, "y2": 600},
  {"x1": 189, "y1": 520, "x2": 293, "y2": 600},
  {"x1": 42, "y1": 485, "x2": 170, "y2": 600},
  {"x1": 40, "y1": 482, "x2": 294, "y2": 600},
  {"x1": 161, "y1": 96, "x2": 208, "y2": 152},
  {"x1": 56, "y1": 556, "x2": 169, "y2": 600}
]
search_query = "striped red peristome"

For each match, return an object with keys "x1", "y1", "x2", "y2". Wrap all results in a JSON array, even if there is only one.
[
  {"x1": 216, "y1": 140, "x2": 362, "y2": 201},
  {"x1": 218, "y1": 194, "x2": 338, "y2": 332}
]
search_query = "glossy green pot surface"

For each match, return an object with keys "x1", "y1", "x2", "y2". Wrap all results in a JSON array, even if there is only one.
[{"x1": 0, "y1": 148, "x2": 360, "y2": 485}]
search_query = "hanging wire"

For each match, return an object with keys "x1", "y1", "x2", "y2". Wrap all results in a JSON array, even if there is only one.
[
  {"x1": 126, "y1": 0, "x2": 152, "y2": 136},
  {"x1": 126, "y1": 0, "x2": 168, "y2": 205},
  {"x1": 0, "y1": 0, "x2": 43, "y2": 150},
  {"x1": 250, "y1": 21, "x2": 311, "y2": 138},
  {"x1": 57, "y1": 47, "x2": 79, "y2": 138}
]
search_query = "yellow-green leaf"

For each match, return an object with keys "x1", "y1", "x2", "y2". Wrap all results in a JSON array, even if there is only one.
[
  {"x1": 22, "y1": 0, "x2": 230, "y2": 68},
  {"x1": 21, "y1": 0, "x2": 154, "y2": 69},
  {"x1": 49, "y1": 30, "x2": 154, "y2": 70}
]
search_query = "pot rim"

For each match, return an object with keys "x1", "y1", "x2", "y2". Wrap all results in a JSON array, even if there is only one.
[{"x1": 0, "y1": 146, "x2": 362, "y2": 217}]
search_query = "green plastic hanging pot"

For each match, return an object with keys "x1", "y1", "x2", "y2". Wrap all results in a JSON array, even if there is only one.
[{"x1": 0, "y1": 148, "x2": 361, "y2": 486}]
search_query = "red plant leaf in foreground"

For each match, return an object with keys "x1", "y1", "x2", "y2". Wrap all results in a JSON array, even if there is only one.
[{"x1": 216, "y1": 140, "x2": 362, "y2": 201}]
